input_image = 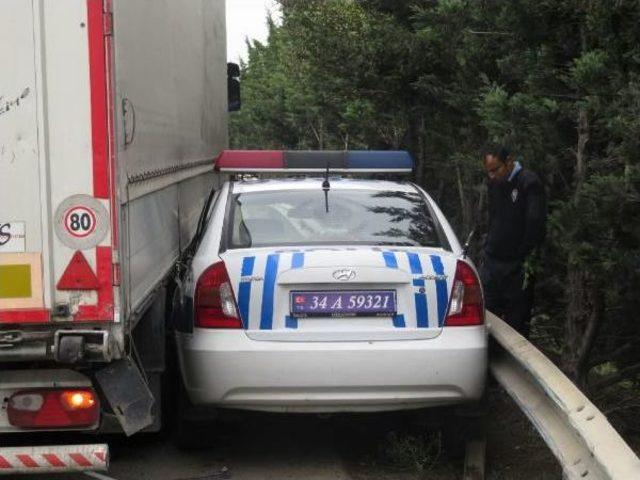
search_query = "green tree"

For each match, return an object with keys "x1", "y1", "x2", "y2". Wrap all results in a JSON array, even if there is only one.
[{"x1": 229, "y1": 0, "x2": 640, "y2": 418}]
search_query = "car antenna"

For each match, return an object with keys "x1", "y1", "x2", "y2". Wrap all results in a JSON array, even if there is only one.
[
  {"x1": 322, "y1": 162, "x2": 331, "y2": 213},
  {"x1": 462, "y1": 229, "x2": 476, "y2": 259}
]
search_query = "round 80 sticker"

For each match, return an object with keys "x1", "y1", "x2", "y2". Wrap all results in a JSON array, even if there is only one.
[
  {"x1": 55, "y1": 195, "x2": 109, "y2": 250},
  {"x1": 64, "y1": 206, "x2": 97, "y2": 238}
]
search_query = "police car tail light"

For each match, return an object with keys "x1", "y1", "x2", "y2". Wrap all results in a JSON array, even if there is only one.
[
  {"x1": 195, "y1": 262, "x2": 242, "y2": 329},
  {"x1": 444, "y1": 261, "x2": 484, "y2": 326}
]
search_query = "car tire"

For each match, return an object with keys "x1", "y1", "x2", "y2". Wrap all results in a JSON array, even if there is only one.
[
  {"x1": 441, "y1": 414, "x2": 466, "y2": 459},
  {"x1": 172, "y1": 391, "x2": 198, "y2": 449},
  {"x1": 441, "y1": 403, "x2": 486, "y2": 460},
  {"x1": 171, "y1": 380, "x2": 218, "y2": 449},
  {"x1": 165, "y1": 333, "x2": 215, "y2": 448}
]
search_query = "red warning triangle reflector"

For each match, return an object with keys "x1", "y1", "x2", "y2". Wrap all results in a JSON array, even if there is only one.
[{"x1": 57, "y1": 251, "x2": 100, "y2": 290}]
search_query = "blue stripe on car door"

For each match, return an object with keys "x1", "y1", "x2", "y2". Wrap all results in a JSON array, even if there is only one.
[
  {"x1": 382, "y1": 251, "x2": 398, "y2": 268},
  {"x1": 238, "y1": 256, "x2": 255, "y2": 329},
  {"x1": 291, "y1": 252, "x2": 304, "y2": 269},
  {"x1": 285, "y1": 315, "x2": 298, "y2": 329},
  {"x1": 285, "y1": 253, "x2": 304, "y2": 328},
  {"x1": 393, "y1": 313, "x2": 406, "y2": 328},
  {"x1": 260, "y1": 254, "x2": 280, "y2": 330},
  {"x1": 407, "y1": 253, "x2": 429, "y2": 328},
  {"x1": 430, "y1": 255, "x2": 449, "y2": 327}
]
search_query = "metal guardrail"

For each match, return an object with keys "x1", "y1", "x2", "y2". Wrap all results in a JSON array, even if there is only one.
[{"x1": 488, "y1": 312, "x2": 640, "y2": 480}]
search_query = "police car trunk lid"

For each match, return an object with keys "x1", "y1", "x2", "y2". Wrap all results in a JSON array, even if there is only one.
[{"x1": 220, "y1": 247, "x2": 456, "y2": 342}]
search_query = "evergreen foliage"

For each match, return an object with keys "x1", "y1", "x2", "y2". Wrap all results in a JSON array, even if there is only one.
[{"x1": 230, "y1": 0, "x2": 640, "y2": 426}]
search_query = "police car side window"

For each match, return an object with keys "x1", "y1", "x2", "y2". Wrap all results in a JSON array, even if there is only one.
[{"x1": 231, "y1": 200, "x2": 252, "y2": 248}]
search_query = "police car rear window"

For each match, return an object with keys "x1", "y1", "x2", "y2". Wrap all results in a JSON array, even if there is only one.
[{"x1": 226, "y1": 189, "x2": 444, "y2": 249}]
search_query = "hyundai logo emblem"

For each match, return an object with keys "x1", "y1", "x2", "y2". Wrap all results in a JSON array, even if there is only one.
[{"x1": 333, "y1": 269, "x2": 356, "y2": 281}]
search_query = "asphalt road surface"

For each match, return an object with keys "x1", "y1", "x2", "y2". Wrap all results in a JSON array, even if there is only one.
[
  {"x1": 5, "y1": 410, "x2": 464, "y2": 480},
  {"x1": 4, "y1": 391, "x2": 563, "y2": 479}
]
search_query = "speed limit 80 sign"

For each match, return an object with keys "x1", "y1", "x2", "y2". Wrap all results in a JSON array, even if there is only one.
[
  {"x1": 55, "y1": 195, "x2": 109, "y2": 249},
  {"x1": 64, "y1": 206, "x2": 97, "y2": 237}
]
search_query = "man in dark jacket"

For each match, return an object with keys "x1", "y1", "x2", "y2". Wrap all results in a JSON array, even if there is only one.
[{"x1": 481, "y1": 145, "x2": 546, "y2": 336}]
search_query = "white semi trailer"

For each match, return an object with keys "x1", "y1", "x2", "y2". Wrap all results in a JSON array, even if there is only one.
[{"x1": 0, "y1": 0, "x2": 233, "y2": 473}]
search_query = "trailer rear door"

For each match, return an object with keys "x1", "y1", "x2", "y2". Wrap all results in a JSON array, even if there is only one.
[
  {"x1": 0, "y1": 0, "x2": 48, "y2": 322},
  {"x1": 1, "y1": 0, "x2": 115, "y2": 325}
]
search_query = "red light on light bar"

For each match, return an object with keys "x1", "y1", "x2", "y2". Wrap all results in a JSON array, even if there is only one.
[
  {"x1": 215, "y1": 150, "x2": 284, "y2": 170},
  {"x1": 8, "y1": 389, "x2": 99, "y2": 429}
]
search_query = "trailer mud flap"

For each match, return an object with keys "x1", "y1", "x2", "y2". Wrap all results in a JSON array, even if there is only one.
[{"x1": 95, "y1": 358, "x2": 154, "y2": 436}]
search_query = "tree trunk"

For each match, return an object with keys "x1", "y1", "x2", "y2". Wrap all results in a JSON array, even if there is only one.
[
  {"x1": 456, "y1": 164, "x2": 470, "y2": 236},
  {"x1": 562, "y1": 266, "x2": 603, "y2": 390},
  {"x1": 574, "y1": 108, "x2": 589, "y2": 198},
  {"x1": 562, "y1": 106, "x2": 600, "y2": 389},
  {"x1": 416, "y1": 115, "x2": 426, "y2": 186}
]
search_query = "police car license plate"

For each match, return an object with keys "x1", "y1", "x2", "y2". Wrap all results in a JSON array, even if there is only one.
[{"x1": 290, "y1": 290, "x2": 396, "y2": 317}]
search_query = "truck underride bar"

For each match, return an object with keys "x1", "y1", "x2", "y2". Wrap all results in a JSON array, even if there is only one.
[{"x1": 0, "y1": 444, "x2": 108, "y2": 476}]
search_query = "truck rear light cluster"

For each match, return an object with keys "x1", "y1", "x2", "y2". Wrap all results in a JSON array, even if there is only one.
[
  {"x1": 444, "y1": 260, "x2": 484, "y2": 326},
  {"x1": 8, "y1": 389, "x2": 99, "y2": 429},
  {"x1": 195, "y1": 262, "x2": 242, "y2": 329}
]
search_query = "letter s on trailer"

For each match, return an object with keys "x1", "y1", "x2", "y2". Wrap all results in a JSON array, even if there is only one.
[{"x1": 0, "y1": 0, "x2": 230, "y2": 466}]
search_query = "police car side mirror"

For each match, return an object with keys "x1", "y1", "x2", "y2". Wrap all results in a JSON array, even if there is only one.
[{"x1": 462, "y1": 229, "x2": 476, "y2": 259}]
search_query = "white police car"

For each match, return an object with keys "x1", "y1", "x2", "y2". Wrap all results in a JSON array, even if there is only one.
[{"x1": 174, "y1": 150, "x2": 486, "y2": 415}]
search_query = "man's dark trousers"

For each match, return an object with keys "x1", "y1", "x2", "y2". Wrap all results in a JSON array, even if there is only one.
[{"x1": 480, "y1": 256, "x2": 534, "y2": 337}]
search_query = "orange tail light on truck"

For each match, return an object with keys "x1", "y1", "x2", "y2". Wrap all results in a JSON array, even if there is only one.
[
  {"x1": 195, "y1": 262, "x2": 242, "y2": 329},
  {"x1": 445, "y1": 261, "x2": 484, "y2": 326}
]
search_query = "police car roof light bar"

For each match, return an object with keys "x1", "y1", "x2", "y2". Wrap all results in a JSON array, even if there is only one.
[{"x1": 214, "y1": 150, "x2": 414, "y2": 173}]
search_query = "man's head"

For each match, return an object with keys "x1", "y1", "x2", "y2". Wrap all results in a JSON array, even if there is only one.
[{"x1": 482, "y1": 145, "x2": 514, "y2": 183}]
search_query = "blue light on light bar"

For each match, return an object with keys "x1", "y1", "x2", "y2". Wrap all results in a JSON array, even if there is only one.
[{"x1": 347, "y1": 151, "x2": 414, "y2": 170}]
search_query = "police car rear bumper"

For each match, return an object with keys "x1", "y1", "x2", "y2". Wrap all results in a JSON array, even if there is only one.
[{"x1": 176, "y1": 326, "x2": 487, "y2": 413}]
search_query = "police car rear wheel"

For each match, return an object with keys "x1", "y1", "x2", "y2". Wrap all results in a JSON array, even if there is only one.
[
  {"x1": 440, "y1": 405, "x2": 486, "y2": 460},
  {"x1": 172, "y1": 381, "x2": 218, "y2": 449}
]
